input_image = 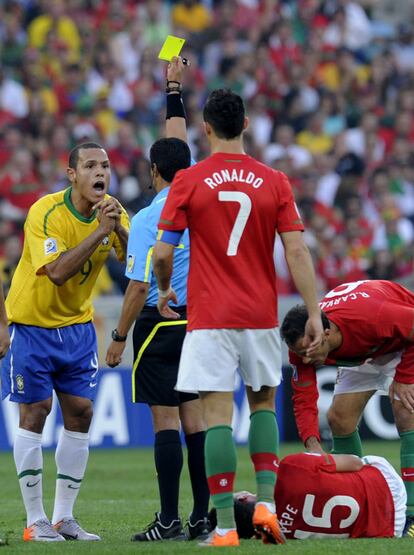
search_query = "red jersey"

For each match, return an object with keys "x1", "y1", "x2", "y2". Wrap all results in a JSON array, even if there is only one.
[
  {"x1": 275, "y1": 453, "x2": 394, "y2": 539},
  {"x1": 289, "y1": 280, "x2": 414, "y2": 442},
  {"x1": 158, "y1": 152, "x2": 304, "y2": 330}
]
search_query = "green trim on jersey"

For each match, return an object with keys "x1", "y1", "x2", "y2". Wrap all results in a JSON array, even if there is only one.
[
  {"x1": 64, "y1": 187, "x2": 97, "y2": 224},
  {"x1": 43, "y1": 200, "x2": 65, "y2": 236}
]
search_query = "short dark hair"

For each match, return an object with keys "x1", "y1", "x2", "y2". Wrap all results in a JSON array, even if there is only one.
[
  {"x1": 280, "y1": 305, "x2": 329, "y2": 346},
  {"x1": 149, "y1": 137, "x2": 191, "y2": 183},
  {"x1": 68, "y1": 142, "x2": 105, "y2": 169},
  {"x1": 203, "y1": 88, "x2": 245, "y2": 139},
  {"x1": 208, "y1": 499, "x2": 255, "y2": 539}
]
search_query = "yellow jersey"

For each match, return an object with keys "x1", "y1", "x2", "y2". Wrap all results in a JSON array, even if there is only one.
[{"x1": 6, "y1": 187, "x2": 130, "y2": 328}]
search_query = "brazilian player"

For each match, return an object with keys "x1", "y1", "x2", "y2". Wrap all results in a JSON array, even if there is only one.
[{"x1": 1, "y1": 142, "x2": 129, "y2": 542}]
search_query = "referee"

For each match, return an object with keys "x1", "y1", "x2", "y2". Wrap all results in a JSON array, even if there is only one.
[{"x1": 105, "y1": 57, "x2": 210, "y2": 542}]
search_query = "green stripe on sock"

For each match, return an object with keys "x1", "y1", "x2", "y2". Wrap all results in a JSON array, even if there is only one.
[
  {"x1": 332, "y1": 429, "x2": 363, "y2": 457},
  {"x1": 17, "y1": 468, "x2": 43, "y2": 480},
  {"x1": 249, "y1": 410, "x2": 278, "y2": 503},
  {"x1": 400, "y1": 430, "x2": 414, "y2": 515},
  {"x1": 56, "y1": 473, "x2": 83, "y2": 483},
  {"x1": 18, "y1": 468, "x2": 42, "y2": 479},
  {"x1": 205, "y1": 425, "x2": 236, "y2": 529}
]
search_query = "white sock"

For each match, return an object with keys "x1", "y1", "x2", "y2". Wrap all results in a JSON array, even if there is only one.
[
  {"x1": 14, "y1": 428, "x2": 47, "y2": 526},
  {"x1": 52, "y1": 429, "x2": 89, "y2": 524},
  {"x1": 216, "y1": 527, "x2": 236, "y2": 535}
]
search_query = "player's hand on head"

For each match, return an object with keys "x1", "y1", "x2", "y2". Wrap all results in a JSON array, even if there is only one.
[
  {"x1": 106, "y1": 341, "x2": 125, "y2": 368},
  {"x1": 390, "y1": 380, "x2": 414, "y2": 413},
  {"x1": 167, "y1": 56, "x2": 185, "y2": 83},
  {"x1": 304, "y1": 314, "x2": 324, "y2": 355}
]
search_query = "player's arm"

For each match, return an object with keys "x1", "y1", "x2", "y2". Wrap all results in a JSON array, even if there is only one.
[
  {"x1": 331, "y1": 454, "x2": 364, "y2": 472},
  {"x1": 154, "y1": 170, "x2": 189, "y2": 319},
  {"x1": 165, "y1": 56, "x2": 187, "y2": 142},
  {"x1": 280, "y1": 230, "x2": 323, "y2": 351},
  {"x1": 0, "y1": 279, "x2": 10, "y2": 358},
  {"x1": 290, "y1": 356, "x2": 324, "y2": 452},
  {"x1": 376, "y1": 302, "x2": 414, "y2": 412},
  {"x1": 97, "y1": 198, "x2": 129, "y2": 258},
  {"x1": 113, "y1": 218, "x2": 129, "y2": 256},
  {"x1": 153, "y1": 234, "x2": 180, "y2": 319},
  {"x1": 105, "y1": 279, "x2": 149, "y2": 367},
  {"x1": 45, "y1": 200, "x2": 120, "y2": 285}
]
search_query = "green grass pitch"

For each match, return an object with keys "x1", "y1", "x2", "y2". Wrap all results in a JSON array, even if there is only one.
[{"x1": 0, "y1": 440, "x2": 413, "y2": 553}]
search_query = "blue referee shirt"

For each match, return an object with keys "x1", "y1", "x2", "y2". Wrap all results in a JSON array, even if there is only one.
[{"x1": 125, "y1": 187, "x2": 189, "y2": 306}]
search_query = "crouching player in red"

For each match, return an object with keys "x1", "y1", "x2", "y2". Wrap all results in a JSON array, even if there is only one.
[
  {"x1": 210, "y1": 452, "x2": 407, "y2": 539},
  {"x1": 281, "y1": 279, "x2": 414, "y2": 537}
]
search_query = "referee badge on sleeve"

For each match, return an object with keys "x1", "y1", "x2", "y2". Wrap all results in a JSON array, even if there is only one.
[
  {"x1": 44, "y1": 238, "x2": 58, "y2": 255},
  {"x1": 127, "y1": 254, "x2": 135, "y2": 273}
]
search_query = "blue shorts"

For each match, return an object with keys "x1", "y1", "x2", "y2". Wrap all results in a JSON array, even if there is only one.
[{"x1": 1, "y1": 322, "x2": 99, "y2": 403}]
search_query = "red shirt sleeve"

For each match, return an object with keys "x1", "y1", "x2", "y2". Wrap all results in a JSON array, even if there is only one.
[
  {"x1": 275, "y1": 172, "x2": 304, "y2": 233},
  {"x1": 289, "y1": 351, "x2": 321, "y2": 443},
  {"x1": 282, "y1": 452, "x2": 336, "y2": 473},
  {"x1": 158, "y1": 169, "x2": 191, "y2": 232}
]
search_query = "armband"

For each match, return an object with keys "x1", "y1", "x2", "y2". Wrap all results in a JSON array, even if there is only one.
[
  {"x1": 166, "y1": 91, "x2": 186, "y2": 119},
  {"x1": 157, "y1": 229, "x2": 183, "y2": 246}
]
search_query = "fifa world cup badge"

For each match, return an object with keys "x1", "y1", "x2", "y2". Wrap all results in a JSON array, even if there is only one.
[
  {"x1": 101, "y1": 236, "x2": 109, "y2": 246},
  {"x1": 16, "y1": 375, "x2": 24, "y2": 393},
  {"x1": 127, "y1": 254, "x2": 135, "y2": 273}
]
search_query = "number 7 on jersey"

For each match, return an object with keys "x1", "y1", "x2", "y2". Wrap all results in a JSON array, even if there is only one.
[{"x1": 218, "y1": 191, "x2": 252, "y2": 256}]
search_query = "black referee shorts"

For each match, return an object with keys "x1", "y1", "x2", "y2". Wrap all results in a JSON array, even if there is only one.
[{"x1": 131, "y1": 305, "x2": 198, "y2": 406}]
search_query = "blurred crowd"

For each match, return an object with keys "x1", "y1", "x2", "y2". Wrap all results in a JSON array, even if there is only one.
[{"x1": 1, "y1": 0, "x2": 414, "y2": 296}]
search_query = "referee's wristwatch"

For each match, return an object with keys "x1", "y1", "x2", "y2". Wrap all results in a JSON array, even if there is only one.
[{"x1": 111, "y1": 328, "x2": 127, "y2": 342}]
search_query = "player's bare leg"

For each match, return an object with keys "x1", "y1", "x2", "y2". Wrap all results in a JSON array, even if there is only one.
[
  {"x1": 328, "y1": 391, "x2": 374, "y2": 457},
  {"x1": 393, "y1": 399, "x2": 414, "y2": 537},
  {"x1": 246, "y1": 386, "x2": 285, "y2": 544}
]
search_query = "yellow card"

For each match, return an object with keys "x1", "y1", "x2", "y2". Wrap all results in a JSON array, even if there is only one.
[{"x1": 158, "y1": 35, "x2": 186, "y2": 62}]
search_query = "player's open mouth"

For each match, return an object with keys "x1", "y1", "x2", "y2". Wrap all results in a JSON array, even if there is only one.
[{"x1": 93, "y1": 181, "x2": 106, "y2": 195}]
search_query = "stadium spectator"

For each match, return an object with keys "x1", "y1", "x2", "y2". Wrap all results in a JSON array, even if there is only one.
[
  {"x1": 0, "y1": 64, "x2": 28, "y2": 119},
  {"x1": 171, "y1": 0, "x2": 212, "y2": 34},
  {"x1": 0, "y1": 0, "x2": 414, "y2": 301},
  {"x1": 27, "y1": 0, "x2": 81, "y2": 61},
  {"x1": 280, "y1": 279, "x2": 414, "y2": 538}
]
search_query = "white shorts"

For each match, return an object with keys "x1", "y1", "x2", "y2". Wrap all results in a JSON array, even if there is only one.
[
  {"x1": 334, "y1": 352, "x2": 401, "y2": 396},
  {"x1": 176, "y1": 328, "x2": 282, "y2": 393},
  {"x1": 362, "y1": 455, "x2": 407, "y2": 537}
]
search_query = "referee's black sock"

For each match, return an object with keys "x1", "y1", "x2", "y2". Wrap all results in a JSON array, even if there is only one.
[
  {"x1": 154, "y1": 429, "x2": 183, "y2": 525},
  {"x1": 185, "y1": 431, "x2": 210, "y2": 522}
]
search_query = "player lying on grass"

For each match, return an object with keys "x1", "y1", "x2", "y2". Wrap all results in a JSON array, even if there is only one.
[
  {"x1": 209, "y1": 452, "x2": 407, "y2": 539},
  {"x1": 280, "y1": 279, "x2": 414, "y2": 538}
]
